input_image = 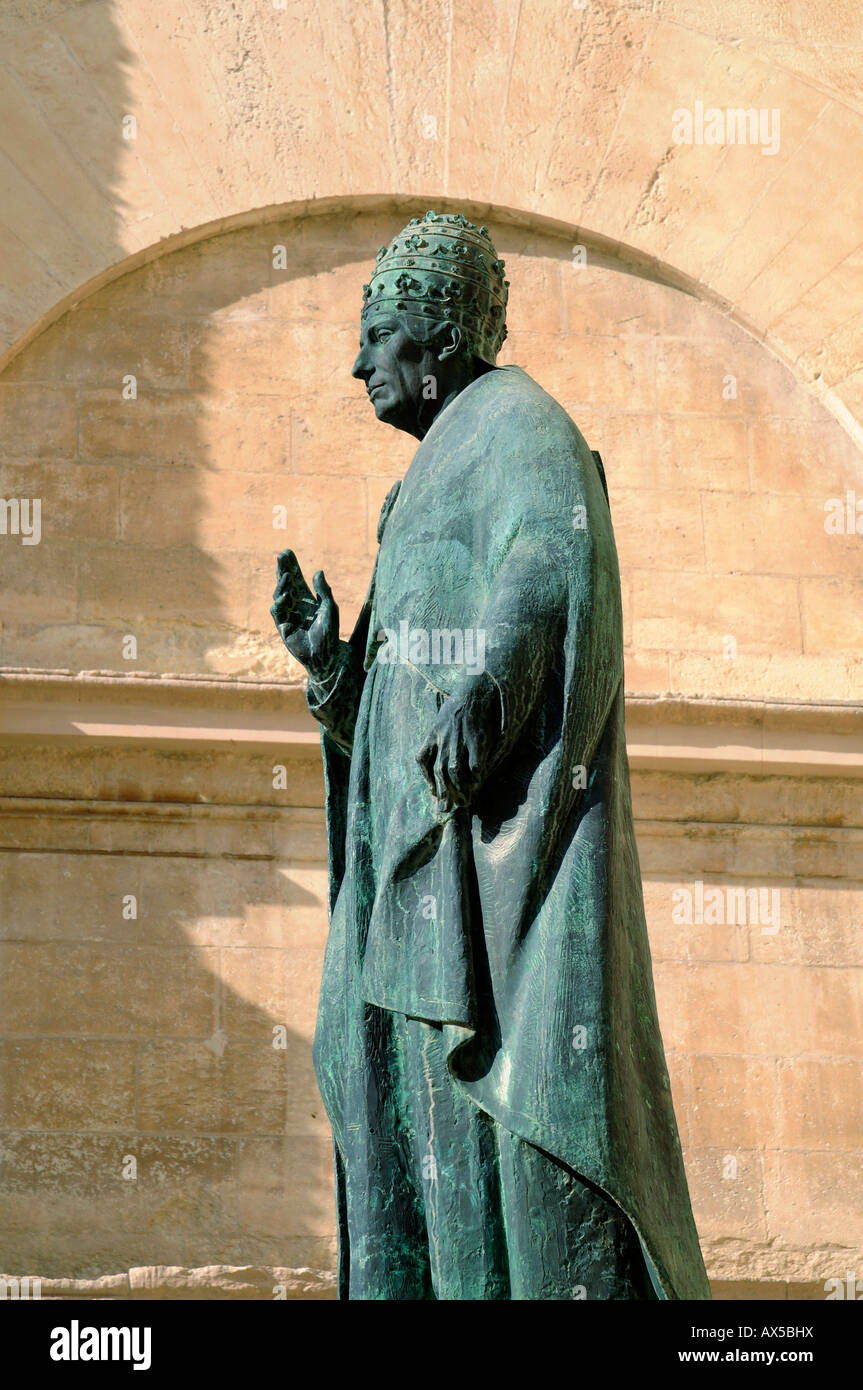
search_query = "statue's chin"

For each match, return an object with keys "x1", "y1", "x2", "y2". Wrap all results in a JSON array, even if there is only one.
[
  {"x1": 372, "y1": 395, "x2": 398, "y2": 425},
  {"x1": 369, "y1": 392, "x2": 416, "y2": 436}
]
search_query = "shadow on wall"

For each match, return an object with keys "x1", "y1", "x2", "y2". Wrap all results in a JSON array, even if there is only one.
[
  {"x1": 3, "y1": 196, "x2": 861, "y2": 698},
  {"x1": 0, "y1": 1, "x2": 134, "y2": 352},
  {"x1": 0, "y1": 199, "x2": 694, "y2": 681},
  {"x1": 2, "y1": 95, "x2": 862, "y2": 1280},
  {"x1": 0, "y1": 207, "x2": 423, "y2": 676},
  {"x1": 0, "y1": 820, "x2": 334, "y2": 1279},
  {"x1": 0, "y1": 0, "x2": 134, "y2": 671}
]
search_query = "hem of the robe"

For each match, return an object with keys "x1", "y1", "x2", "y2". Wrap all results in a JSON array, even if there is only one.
[
  {"x1": 451, "y1": 1087, "x2": 711, "y2": 1302},
  {"x1": 357, "y1": 991, "x2": 707, "y2": 1301}
]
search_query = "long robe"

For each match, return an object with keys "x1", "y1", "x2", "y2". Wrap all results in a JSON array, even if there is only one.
[{"x1": 308, "y1": 363, "x2": 710, "y2": 1300}]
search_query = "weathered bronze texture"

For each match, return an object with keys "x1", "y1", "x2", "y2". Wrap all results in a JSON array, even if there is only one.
[{"x1": 271, "y1": 212, "x2": 710, "y2": 1301}]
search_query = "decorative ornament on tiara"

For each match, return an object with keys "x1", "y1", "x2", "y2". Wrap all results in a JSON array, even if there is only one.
[{"x1": 360, "y1": 210, "x2": 509, "y2": 363}]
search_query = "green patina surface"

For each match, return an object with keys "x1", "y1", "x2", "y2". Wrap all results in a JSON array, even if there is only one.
[{"x1": 306, "y1": 363, "x2": 711, "y2": 1301}]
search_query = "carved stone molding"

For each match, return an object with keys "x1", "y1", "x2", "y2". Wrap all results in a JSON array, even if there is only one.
[{"x1": 2, "y1": 670, "x2": 861, "y2": 778}]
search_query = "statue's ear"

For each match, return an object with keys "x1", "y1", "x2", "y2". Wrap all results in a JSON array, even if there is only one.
[{"x1": 436, "y1": 323, "x2": 463, "y2": 361}]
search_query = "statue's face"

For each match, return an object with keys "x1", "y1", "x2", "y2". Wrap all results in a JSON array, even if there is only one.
[{"x1": 352, "y1": 312, "x2": 441, "y2": 438}]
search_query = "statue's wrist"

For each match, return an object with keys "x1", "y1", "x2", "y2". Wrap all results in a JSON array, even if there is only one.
[{"x1": 307, "y1": 648, "x2": 342, "y2": 687}]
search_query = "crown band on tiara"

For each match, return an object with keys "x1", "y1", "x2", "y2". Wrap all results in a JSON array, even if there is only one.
[{"x1": 361, "y1": 211, "x2": 509, "y2": 365}]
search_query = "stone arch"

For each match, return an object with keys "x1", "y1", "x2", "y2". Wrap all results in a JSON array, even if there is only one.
[
  {"x1": 1, "y1": 197, "x2": 861, "y2": 1301},
  {"x1": 2, "y1": 2, "x2": 862, "y2": 442},
  {"x1": 2, "y1": 195, "x2": 860, "y2": 699}
]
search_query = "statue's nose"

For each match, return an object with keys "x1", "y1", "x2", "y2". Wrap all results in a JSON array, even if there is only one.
[{"x1": 352, "y1": 349, "x2": 370, "y2": 381}]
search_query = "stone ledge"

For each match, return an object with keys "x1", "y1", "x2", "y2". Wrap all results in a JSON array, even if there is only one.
[
  {"x1": 0, "y1": 668, "x2": 309, "y2": 711},
  {"x1": 1, "y1": 1266, "x2": 337, "y2": 1300},
  {"x1": 0, "y1": 1265, "x2": 835, "y2": 1301},
  {"x1": 1, "y1": 670, "x2": 861, "y2": 776}
]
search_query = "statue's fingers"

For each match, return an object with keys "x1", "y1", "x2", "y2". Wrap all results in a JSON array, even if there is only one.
[
  {"x1": 272, "y1": 570, "x2": 300, "y2": 608},
  {"x1": 462, "y1": 721, "x2": 481, "y2": 775},
  {"x1": 464, "y1": 731, "x2": 488, "y2": 796},
  {"x1": 271, "y1": 593, "x2": 301, "y2": 628},
  {"x1": 420, "y1": 764, "x2": 440, "y2": 801},
  {"x1": 432, "y1": 740, "x2": 453, "y2": 803},
  {"x1": 442, "y1": 737, "x2": 471, "y2": 807},
  {"x1": 420, "y1": 731, "x2": 447, "y2": 800},
  {"x1": 416, "y1": 738, "x2": 438, "y2": 794},
  {"x1": 313, "y1": 570, "x2": 333, "y2": 604},
  {"x1": 276, "y1": 549, "x2": 315, "y2": 604},
  {"x1": 273, "y1": 571, "x2": 319, "y2": 628},
  {"x1": 275, "y1": 549, "x2": 300, "y2": 582},
  {"x1": 276, "y1": 547, "x2": 300, "y2": 575},
  {"x1": 440, "y1": 764, "x2": 463, "y2": 807},
  {"x1": 273, "y1": 579, "x2": 312, "y2": 619},
  {"x1": 314, "y1": 575, "x2": 340, "y2": 639}
]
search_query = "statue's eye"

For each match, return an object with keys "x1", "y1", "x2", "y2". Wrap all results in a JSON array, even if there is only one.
[{"x1": 374, "y1": 328, "x2": 391, "y2": 342}]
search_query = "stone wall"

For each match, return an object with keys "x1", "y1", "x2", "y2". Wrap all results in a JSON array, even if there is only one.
[
  {"x1": 2, "y1": 1, "x2": 863, "y2": 459},
  {"x1": 3, "y1": 207, "x2": 860, "y2": 696},
  {"x1": 1, "y1": 203, "x2": 861, "y2": 1297}
]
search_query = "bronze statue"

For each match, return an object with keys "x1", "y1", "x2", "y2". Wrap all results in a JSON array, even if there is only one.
[{"x1": 272, "y1": 211, "x2": 709, "y2": 1300}]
